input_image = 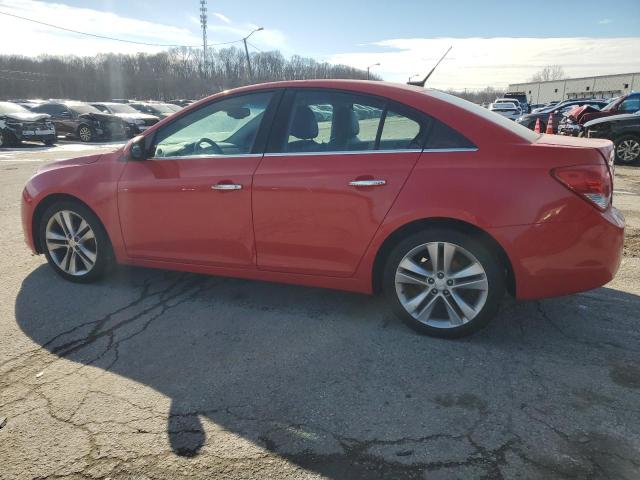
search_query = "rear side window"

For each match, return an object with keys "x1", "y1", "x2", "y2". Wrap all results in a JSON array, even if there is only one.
[
  {"x1": 282, "y1": 90, "x2": 385, "y2": 153},
  {"x1": 379, "y1": 109, "x2": 422, "y2": 150}
]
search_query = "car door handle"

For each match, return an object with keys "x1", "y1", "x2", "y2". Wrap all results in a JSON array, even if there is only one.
[
  {"x1": 348, "y1": 179, "x2": 386, "y2": 187},
  {"x1": 212, "y1": 183, "x2": 242, "y2": 191}
]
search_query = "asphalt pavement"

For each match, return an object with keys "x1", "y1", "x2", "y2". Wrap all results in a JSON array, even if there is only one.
[{"x1": 1, "y1": 143, "x2": 639, "y2": 479}]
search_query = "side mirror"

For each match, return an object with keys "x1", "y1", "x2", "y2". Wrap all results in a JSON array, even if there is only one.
[{"x1": 128, "y1": 136, "x2": 147, "y2": 161}]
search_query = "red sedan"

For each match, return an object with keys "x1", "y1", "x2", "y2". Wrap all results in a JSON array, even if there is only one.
[{"x1": 21, "y1": 80, "x2": 624, "y2": 337}]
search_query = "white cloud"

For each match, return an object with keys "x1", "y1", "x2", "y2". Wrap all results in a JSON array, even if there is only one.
[
  {"x1": 598, "y1": 18, "x2": 613, "y2": 25},
  {"x1": 0, "y1": 0, "x2": 288, "y2": 56},
  {"x1": 0, "y1": 0, "x2": 201, "y2": 55},
  {"x1": 326, "y1": 37, "x2": 640, "y2": 89},
  {"x1": 213, "y1": 12, "x2": 231, "y2": 24}
]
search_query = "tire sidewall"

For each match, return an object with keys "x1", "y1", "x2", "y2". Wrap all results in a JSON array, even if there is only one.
[
  {"x1": 383, "y1": 228, "x2": 505, "y2": 338},
  {"x1": 614, "y1": 135, "x2": 640, "y2": 165},
  {"x1": 39, "y1": 201, "x2": 111, "y2": 283}
]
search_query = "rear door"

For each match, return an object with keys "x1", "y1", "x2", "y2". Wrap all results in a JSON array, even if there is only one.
[{"x1": 252, "y1": 88, "x2": 425, "y2": 277}]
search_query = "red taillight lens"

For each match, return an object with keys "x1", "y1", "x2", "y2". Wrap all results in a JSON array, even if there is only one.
[{"x1": 552, "y1": 164, "x2": 612, "y2": 211}]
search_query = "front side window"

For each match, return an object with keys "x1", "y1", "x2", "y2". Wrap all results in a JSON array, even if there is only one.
[
  {"x1": 152, "y1": 91, "x2": 273, "y2": 158},
  {"x1": 282, "y1": 90, "x2": 384, "y2": 153}
]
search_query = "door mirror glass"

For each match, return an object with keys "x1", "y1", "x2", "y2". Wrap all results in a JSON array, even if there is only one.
[{"x1": 129, "y1": 137, "x2": 146, "y2": 161}]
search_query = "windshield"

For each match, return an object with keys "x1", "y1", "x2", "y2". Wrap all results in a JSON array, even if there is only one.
[
  {"x1": 0, "y1": 102, "x2": 29, "y2": 114},
  {"x1": 106, "y1": 103, "x2": 139, "y2": 114},
  {"x1": 66, "y1": 102, "x2": 101, "y2": 114},
  {"x1": 427, "y1": 90, "x2": 539, "y2": 142}
]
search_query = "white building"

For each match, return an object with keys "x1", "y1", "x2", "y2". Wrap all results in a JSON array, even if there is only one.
[{"x1": 508, "y1": 72, "x2": 640, "y2": 104}]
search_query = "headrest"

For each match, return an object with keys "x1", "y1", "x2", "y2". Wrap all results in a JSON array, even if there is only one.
[{"x1": 290, "y1": 106, "x2": 318, "y2": 140}]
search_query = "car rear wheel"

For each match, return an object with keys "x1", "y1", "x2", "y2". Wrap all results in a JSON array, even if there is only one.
[
  {"x1": 614, "y1": 135, "x2": 640, "y2": 165},
  {"x1": 39, "y1": 201, "x2": 112, "y2": 283},
  {"x1": 383, "y1": 229, "x2": 505, "y2": 338},
  {"x1": 78, "y1": 125, "x2": 93, "y2": 143}
]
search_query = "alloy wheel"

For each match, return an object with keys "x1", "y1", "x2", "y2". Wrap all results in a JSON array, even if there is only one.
[
  {"x1": 78, "y1": 126, "x2": 92, "y2": 142},
  {"x1": 617, "y1": 139, "x2": 640, "y2": 163},
  {"x1": 394, "y1": 241, "x2": 489, "y2": 328},
  {"x1": 45, "y1": 210, "x2": 97, "y2": 276}
]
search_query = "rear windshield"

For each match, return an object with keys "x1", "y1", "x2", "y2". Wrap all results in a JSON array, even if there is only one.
[{"x1": 426, "y1": 90, "x2": 540, "y2": 142}]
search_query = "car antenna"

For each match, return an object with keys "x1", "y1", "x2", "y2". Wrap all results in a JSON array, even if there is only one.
[{"x1": 407, "y1": 46, "x2": 452, "y2": 87}]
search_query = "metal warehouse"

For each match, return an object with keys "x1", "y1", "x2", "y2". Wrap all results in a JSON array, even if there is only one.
[{"x1": 508, "y1": 72, "x2": 640, "y2": 104}]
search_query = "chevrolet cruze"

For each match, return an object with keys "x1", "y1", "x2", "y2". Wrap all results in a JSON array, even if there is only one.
[{"x1": 21, "y1": 80, "x2": 625, "y2": 337}]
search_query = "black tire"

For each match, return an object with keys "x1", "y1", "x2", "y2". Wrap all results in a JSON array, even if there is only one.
[
  {"x1": 383, "y1": 228, "x2": 505, "y2": 338},
  {"x1": 39, "y1": 200, "x2": 113, "y2": 283},
  {"x1": 0, "y1": 130, "x2": 16, "y2": 148},
  {"x1": 614, "y1": 135, "x2": 640, "y2": 165},
  {"x1": 77, "y1": 124, "x2": 93, "y2": 143}
]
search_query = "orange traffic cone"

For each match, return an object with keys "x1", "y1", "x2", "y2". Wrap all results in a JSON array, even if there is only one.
[
  {"x1": 546, "y1": 113, "x2": 554, "y2": 134},
  {"x1": 534, "y1": 117, "x2": 541, "y2": 133}
]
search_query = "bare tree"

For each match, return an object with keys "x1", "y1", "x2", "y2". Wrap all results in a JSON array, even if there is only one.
[
  {"x1": 530, "y1": 65, "x2": 565, "y2": 82},
  {"x1": 0, "y1": 48, "x2": 378, "y2": 101}
]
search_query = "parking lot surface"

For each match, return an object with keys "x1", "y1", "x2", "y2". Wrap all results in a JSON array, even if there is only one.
[{"x1": 1, "y1": 144, "x2": 639, "y2": 479}]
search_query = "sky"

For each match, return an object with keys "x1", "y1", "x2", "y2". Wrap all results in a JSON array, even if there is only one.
[{"x1": 0, "y1": 0, "x2": 639, "y2": 89}]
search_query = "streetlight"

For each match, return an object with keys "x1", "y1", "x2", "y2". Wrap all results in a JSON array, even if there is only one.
[
  {"x1": 409, "y1": 73, "x2": 421, "y2": 82},
  {"x1": 367, "y1": 62, "x2": 380, "y2": 80},
  {"x1": 243, "y1": 27, "x2": 264, "y2": 81}
]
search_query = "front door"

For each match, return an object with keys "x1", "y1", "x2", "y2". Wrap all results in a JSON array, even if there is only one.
[
  {"x1": 252, "y1": 89, "x2": 425, "y2": 277},
  {"x1": 118, "y1": 90, "x2": 277, "y2": 267}
]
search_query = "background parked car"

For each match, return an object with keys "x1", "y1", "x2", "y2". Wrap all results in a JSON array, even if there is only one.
[
  {"x1": 502, "y1": 92, "x2": 530, "y2": 113},
  {"x1": 558, "y1": 92, "x2": 640, "y2": 136},
  {"x1": 129, "y1": 102, "x2": 178, "y2": 119},
  {"x1": 517, "y1": 99, "x2": 608, "y2": 133},
  {"x1": 584, "y1": 111, "x2": 640, "y2": 165},
  {"x1": 90, "y1": 102, "x2": 160, "y2": 138},
  {"x1": 30, "y1": 101, "x2": 127, "y2": 142},
  {"x1": 0, "y1": 101, "x2": 56, "y2": 147},
  {"x1": 488, "y1": 101, "x2": 521, "y2": 120}
]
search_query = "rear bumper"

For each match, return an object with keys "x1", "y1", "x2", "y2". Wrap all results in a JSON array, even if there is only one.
[{"x1": 490, "y1": 207, "x2": 625, "y2": 300}]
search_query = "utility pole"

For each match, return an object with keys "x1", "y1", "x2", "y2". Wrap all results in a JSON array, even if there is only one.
[
  {"x1": 242, "y1": 27, "x2": 263, "y2": 82},
  {"x1": 199, "y1": 0, "x2": 207, "y2": 78}
]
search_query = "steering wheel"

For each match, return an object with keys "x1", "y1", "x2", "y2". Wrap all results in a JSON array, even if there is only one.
[{"x1": 194, "y1": 137, "x2": 224, "y2": 155}]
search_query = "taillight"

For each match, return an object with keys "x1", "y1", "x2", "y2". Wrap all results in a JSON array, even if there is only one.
[{"x1": 551, "y1": 164, "x2": 612, "y2": 211}]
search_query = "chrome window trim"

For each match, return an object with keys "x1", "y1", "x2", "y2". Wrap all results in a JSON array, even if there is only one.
[
  {"x1": 148, "y1": 147, "x2": 478, "y2": 160},
  {"x1": 263, "y1": 149, "x2": 422, "y2": 157},
  {"x1": 422, "y1": 147, "x2": 478, "y2": 153},
  {"x1": 149, "y1": 153, "x2": 263, "y2": 161},
  {"x1": 262, "y1": 147, "x2": 477, "y2": 157}
]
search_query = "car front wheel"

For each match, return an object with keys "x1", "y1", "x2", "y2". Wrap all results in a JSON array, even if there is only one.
[
  {"x1": 384, "y1": 229, "x2": 505, "y2": 338},
  {"x1": 39, "y1": 201, "x2": 112, "y2": 283},
  {"x1": 78, "y1": 125, "x2": 93, "y2": 142},
  {"x1": 614, "y1": 135, "x2": 640, "y2": 165}
]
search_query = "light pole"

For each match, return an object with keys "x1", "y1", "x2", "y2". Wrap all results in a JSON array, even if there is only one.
[
  {"x1": 243, "y1": 27, "x2": 263, "y2": 81},
  {"x1": 366, "y1": 62, "x2": 380, "y2": 80},
  {"x1": 199, "y1": 0, "x2": 207, "y2": 78}
]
